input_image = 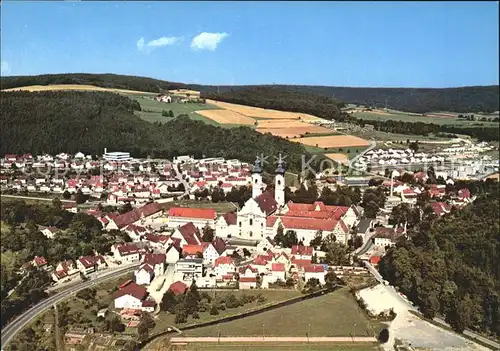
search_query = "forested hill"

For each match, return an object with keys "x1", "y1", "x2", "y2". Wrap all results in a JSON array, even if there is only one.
[
  {"x1": 379, "y1": 190, "x2": 500, "y2": 337},
  {"x1": 202, "y1": 86, "x2": 345, "y2": 121},
  {"x1": 0, "y1": 73, "x2": 188, "y2": 93},
  {"x1": 0, "y1": 91, "x2": 315, "y2": 173},
  {"x1": 2, "y1": 73, "x2": 498, "y2": 113}
]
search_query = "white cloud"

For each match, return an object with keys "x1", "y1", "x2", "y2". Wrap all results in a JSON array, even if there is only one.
[
  {"x1": 191, "y1": 32, "x2": 229, "y2": 51},
  {"x1": 148, "y1": 36, "x2": 181, "y2": 47},
  {"x1": 1, "y1": 61, "x2": 11, "y2": 75},
  {"x1": 136, "y1": 38, "x2": 145, "y2": 51},
  {"x1": 137, "y1": 36, "x2": 182, "y2": 52}
]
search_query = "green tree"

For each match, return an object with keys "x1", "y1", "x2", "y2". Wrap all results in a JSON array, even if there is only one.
[
  {"x1": 201, "y1": 225, "x2": 214, "y2": 242},
  {"x1": 323, "y1": 242, "x2": 350, "y2": 266}
]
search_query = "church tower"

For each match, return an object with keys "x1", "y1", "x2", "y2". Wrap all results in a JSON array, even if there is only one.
[
  {"x1": 251, "y1": 156, "x2": 263, "y2": 199},
  {"x1": 275, "y1": 154, "x2": 285, "y2": 207}
]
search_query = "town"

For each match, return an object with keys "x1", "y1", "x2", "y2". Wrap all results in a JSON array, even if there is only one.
[{"x1": 2, "y1": 146, "x2": 497, "y2": 350}]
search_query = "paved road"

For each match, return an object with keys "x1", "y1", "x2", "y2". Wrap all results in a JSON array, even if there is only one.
[
  {"x1": 1, "y1": 263, "x2": 139, "y2": 349},
  {"x1": 170, "y1": 336, "x2": 377, "y2": 343},
  {"x1": 362, "y1": 261, "x2": 500, "y2": 350},
  {"x1": 173, "y1": 163, "x2": 190, "y2": 195},
  {"x1": 0, "y1": 194, "x2": 75, "y2": 203}
]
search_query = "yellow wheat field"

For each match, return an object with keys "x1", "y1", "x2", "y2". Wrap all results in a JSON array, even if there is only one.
[
  {"x1": 291, "y1": 135, "x2": 370, "y2": 148},
  {"x1": 257, "y1": 125, "x2": 335, "y2": 139},
  {"x1": 2, "y1": 84, "x2": 156, "y2": 95},
  {"x1": 256, "y1": 120, "x2": 313, "y2": 129},
  {"x1": 325, "y1": 153, "x2": 349, "y2": 164},
  {"x1": 195, "y1": 109, "x2": 256, "y2": 125},
  {"x1": 206, "y1": 99, "x2": 322, "y2": 121}
]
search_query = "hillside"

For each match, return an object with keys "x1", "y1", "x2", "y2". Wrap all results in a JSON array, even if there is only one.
[
  {"x1": 379, "y1": 190, "x2": 500, "y2": 337},
  {"x1": 2, "y1": 73, "x2": 498, "y2": 113},
  {"x1": 0, "y1": 90, "x2": 318, "y2": 173}
]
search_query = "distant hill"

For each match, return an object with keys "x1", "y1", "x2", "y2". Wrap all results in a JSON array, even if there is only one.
[
  {"x1": 0, "y1": 90, "x2": 317, "y2": 173},
  {"x1": 1, "y1": 73, "x2": 498, "y2": 113}
]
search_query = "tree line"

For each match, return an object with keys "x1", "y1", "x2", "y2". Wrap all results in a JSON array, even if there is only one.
[
  {"x1": 0, "y1": 90, "x2": 327, "y2": 173},
  {"x1": 379, "y1": 192, "x2": 500, "y2": 337}
]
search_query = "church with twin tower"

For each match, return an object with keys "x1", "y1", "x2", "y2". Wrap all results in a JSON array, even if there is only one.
[{"x1": 214, "y1": 155, "x2": 286, "y2": 241}]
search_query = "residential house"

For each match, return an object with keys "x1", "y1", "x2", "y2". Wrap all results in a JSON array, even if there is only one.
[
  {"x1": 114, "y1": 280, "x2": 155, "y2": 312},
  {"x1": 111, "y1": 244, "x2": 141, "y2": 263},
  {"x1": 106, "y1": 202, "x2": 163, "y2": 231},
  {"x1": 174, "y1": 258, "x2": 203, "y2": 281},
  {"x1": 201, "y1": 242, "x2": 220, "y2": 265},
  {"x1": 304, "y1": 264, "x2": 326, "y2": 285},
  {"x1": 40, "y1": 226, "x2": 59, "y2": 239},
  {"x1": 268, "y1": 263, "x2": 286, "y2": 283},
  {"x1": 373, "y1": 227, "x2": 405, "y2": 248},
  {"x1": 166, "y1": 244, "x2": 181, "y2": 264},
  {"x1": 168, "y1": 281, "x2": 188, "y2": 296},
  {"x1": 239, "y1": 276, "x2": 258, "y2": 289},
  {"x1": 52, "y1": 260, "x2": 78, "y2": 282},
  {"x1": 256, "y1": 236, "x2": 276, "y2": 253},
  {"x1": 291, "y1": 245, "x2": 313, "y2": 260},
  {"x1": 213, "y1": 256, "x2": 236, "y2": 278},
  {"x1": 172, "y1": 222, "x2": 202, "y2": 247},
  {"x1": 77, "y1": 255, "x2": 106, "y2": 275},
  {"x1": 135, "y1": 253, "x2": 166, "y2": 285}
]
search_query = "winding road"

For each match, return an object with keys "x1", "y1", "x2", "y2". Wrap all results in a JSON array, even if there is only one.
[
  {"x1": 362, "y1": 261, "x2": 500, "y2": 350},
  {"x1": 1, "y1": 263, "x2": 139, "y2": 350}
]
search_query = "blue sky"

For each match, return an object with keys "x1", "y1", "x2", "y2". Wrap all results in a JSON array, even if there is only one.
[{"x1": 1, "y1": 1, "x2": 498, "y2": 87}]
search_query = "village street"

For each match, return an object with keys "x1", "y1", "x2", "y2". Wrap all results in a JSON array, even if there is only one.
[{"x1": 147, "y1": 264, "x2": 176, "y2": 303}]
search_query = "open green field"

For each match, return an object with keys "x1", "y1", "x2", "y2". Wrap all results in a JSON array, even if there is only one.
[
  {"x1": 184, "y1": 288, "x2": 386, "y2": 338},
  {"x1": 160, "y1": 200, "x2": 238, "y2": 214},
  {"x1": 172, "y1": 342, "x2": 381, "y2": 351},
  {"x1": 153, "y1": 289, "x2": 302, "y2": 334},
  {"x1": 353, "y1": 110, "x2": 499, "y2": 126}
]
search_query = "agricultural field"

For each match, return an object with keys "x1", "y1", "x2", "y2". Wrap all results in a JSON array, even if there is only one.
[
  {"x1": 160, "y1": 200, "x2": 238, "y2": 214},
  {"x1": 195, "y1": 109, "x2": 257, "y2": 126},
  {"x1": 324, "y1": 153, "x2": 349, "y2": 165},
  {"x1": 352, "y1": 109, "x2": 499, "y2": 126},
  {"x1": 291, "y1": 135, "x2": 370, "y2": 149},
  {"x1": 2, "y1": 84, "x2": 156, "y2": 95},
  {"x1": 184, "y1": 288, "x2": 386, "y2": 338},
  {"x1": 206, "y1": 100, "x2": 322, "y2": 121},
  {"x1": 256, "y1": 126, "x2": 337, "y2": 139}
]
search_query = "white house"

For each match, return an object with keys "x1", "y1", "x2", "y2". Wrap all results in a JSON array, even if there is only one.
[
  {"x1": 135, "y1": 253, "x2": 166, "y2": 285},
  {"x1": 77, "y1": 255, "x2": 107, "y2": 275},
  {"x1": 373, "y1": 227, "x2": 404, "y2": 248},
  {"x1": 268, "y1": 263, "x2": 286, "y2": 283},
  {"x1": 256, "y1": 236, "x2": 276, "y2": 253},
  {"x1": 213, "y1": 256, "x2": 236, "y2": 278},
  {"x1": 166, "y1": 244, "x2": 181, "y2": 264},
  {"x1": 304, "y1": 264, "x2": 326, "y2": 285},
  {"x1": 174, "y1": 258, "x2": 203, "y2": 281},
  {"x1": 202, "y1": 242, "x2": 220, "y2": 265},
  {"x1": 111, "y1": 244, "x2": 140, "y2": 263},
  {"x1": 114, "y1": 280, "x2": 154, "y2": 312},
  {"x1": 40, "y1": 226, "x2": 59, "y2": 239},
  {"x1": 239, "y1": 276, "x2": 258, "y2": 289}
]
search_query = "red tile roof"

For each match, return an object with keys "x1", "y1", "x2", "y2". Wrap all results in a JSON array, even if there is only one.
[
  {"x1": 169, "y1": 281, "x2": 188, "y2": 295},
  {"x1": 142, "y1": 253, "x2": 166, "y2": 266},
  {"x1": 271, "y1": 263, "x2": 285, "y2": 272},
  {"x1": 291, "y1": 245, "x2": 313, "y2": 256},
  {"x1": 177, "y1": 222, "x2": 202, "y2": 245},
  {"x1": 114, "y1": 281, "x2": 148, "y2": 301},
  {"x1": 168, "y1": 207, "x2": 216, "y2": 220},
  {"x1": 370, "y1": 256, "x2": 382, "y2": 265},
  {"x1": 255, "y1": 190, "x2": 278, "y2": 215},
  {"x1": 182, "y1": 245, "x2": 203, "y2": 256},
  {"x1": 252, "y1": 255, "x2": 268, "y2": 266},
  {"x1": 304, "y1": 264, "x2": 325, "y2": 273},
  {"x1": 266, "y1": 216, "x2": 279, "y2": 227},
  {"x1": 115, "y1": 244, "x2": 140, "y2": 256},
  {"x1": 239, "y1": 277, "x2": 258, "y2": 283},
  {"x1": 291, "y1": 258, "x2": 312, "y2": 268},
  {"x1": 113, "y1": 203, "x2": 162, "y2": 229},
  {"x1": 142, "y1": 300, "x2": 156, "y2": 307},
  {"x1": 215, "y1": 256, "x2": 234, "y2": 266},
  {"x1": 78, "y1": 255, "x2": 105, "y2": 268},
  {"x1": 240, "y1": 265, "x2": 258, "y2": 274},
  {"x1": 33, "y1": 256, "x2": 47, "y2": 266},
  {"x1": 212, "y1": 237, "x2": 227, "y2": 255},
  {"x1": 281, "y1": 217, "x2": 339, "y2": 232},
  {"x1": 222, "y1": 212, "x2": 237, "y2": 225}
]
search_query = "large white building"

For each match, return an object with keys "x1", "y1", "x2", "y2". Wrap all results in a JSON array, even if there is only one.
[
  {"x1": 214, "y1": 156, "x2": 358, "y2": 244},
  {"x1": 102, "y1": 149, "x2": 132, "y2": 162}
]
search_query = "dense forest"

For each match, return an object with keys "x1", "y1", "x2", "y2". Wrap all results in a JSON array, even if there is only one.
[
  {"x1": 379, "y1": 191, "x2": 500, "y2": 337},
  {"x1": 0, "y1": 73, "x2": 188, "y2": 93},
  {"x1": 2, "y1": 73, "x2": 498, "y2": 113},
  {"x1": 0, "y1": 90, "x2": 321, "y2": 173},
  {"x1": 202, "y1": 86, "x2": 344, "y2": 120}
]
